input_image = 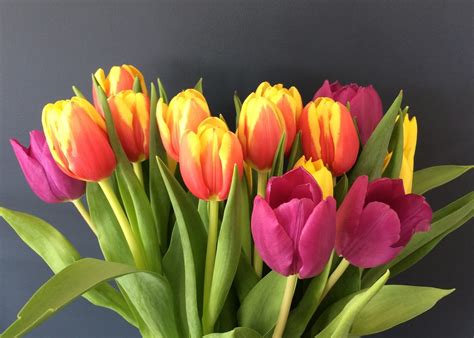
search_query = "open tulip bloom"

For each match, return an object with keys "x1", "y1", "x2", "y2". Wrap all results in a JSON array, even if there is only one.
[{"x1": 1, "y1": 69, "x2": 473, "y2": 338}]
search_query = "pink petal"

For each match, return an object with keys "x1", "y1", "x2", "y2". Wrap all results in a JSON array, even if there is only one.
[
  {"x1": 251, "y1": 196, "x2": 295, "y2": 276},
  {"x1": 313, "y1": 80, "x2": 334, "y2": 100},
  {"x1": 349, "y1": 86, "x2": 383, "y2": 145},
  {"x1": 334, "y1": 86, "x2": 357, "y2": 106},
  {"x1": 298, "y1": 197, "x2": 336, "y2": 278},
  {"x1": 365, "y1": 178, "x2": 405, "y2": 206}
]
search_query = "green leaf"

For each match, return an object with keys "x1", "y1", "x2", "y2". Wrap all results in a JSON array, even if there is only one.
[
  {"x1": 158, "y1": 158, "x2": 207, "y2": 337},
  {"x1": 270, "y1": 133, "x2": 286, "y2": 178},
  {"x1": 0, "y1": 206, "x2": 135, "y2": 328},
  {"x1": 237, "y1": 272, "x2": 287, "y2": 334},
  {"x1": 207, "y1": 167, "x2": 243, "y2": 329},
  {"x1": 315, "y1": 270, "x2": 389, "y2": 338},
  {"x1": 234, "y1": 255, "x2": 259, "y2": 303},
  {"x1": 349, "y1": 92, "x2": 403, "y2": 182},
  {"x1": 234, "y1": 93, "x2": 243, "y2": 128},
  {"x1": 286, "y1": 131, "x2": 303, "y2": 171},
  {"x1": 412, "y1": 165, "x2": 474, "y2": 195},
  {"x1": 194, "y1": 78, "x2": 203, "y2": 94},
  {"x1": 157, "y1": 78, "x2": 169, "y2": 104},
  {"x1": 71, "y1": 85, "x2": 85, "y2": 99},
  {"x1": 383, "y1": 108, "x2": 406, "y2": 179},
  {"x1": 204, "y1": 327, "x2": 262, "y2": 338},
  {"x1": 149, "y1": 83, "x2": 171, "y2": 253},
  {"x1": 133, "y1": 76, "x2": 142, "y2": 93},
  {"x1": 333, "y1": 175, "x2": 348, "y2": 207},
  {"x1": 1, "y1": 259, "x2": 139, "y2": 337},
  {"x1": 240, "y1": 174, "x2": 252, "y2": 262},
  {"x1": 362, "y1": 192, "x2": 474, "y2": 287},
  {"x1": 283, "y1": 255, "x2": 333, "y2": 337},
  {"x1": 351, "y1": 285, "x2": 454, "y2": 335},
  {"x1": 198, "y1": 199, "x2": 209, "y2": 232}
]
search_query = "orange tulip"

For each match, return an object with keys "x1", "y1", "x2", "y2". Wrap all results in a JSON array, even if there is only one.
[
  {"x1": 237, "y1": 93, "x2": 286, "y2": 171},
  {"x1": 179, "y1": 117, "x2": 243, "y2": 201},
  {"x1": 107, "y1": 90, "x2": 150, "y2": 162},
  {"x1": 255, "y1": 82, "x2": 302, "y2": 153},
  {"x1": 299, "y1": 97, "x2": 359, "y2": 176},
  {"x1": 42, "y1": 97, "x2": 116, "y2": 181},
  {"x1": 156, "y1": 89, "x2": 210, "y2": 161}
]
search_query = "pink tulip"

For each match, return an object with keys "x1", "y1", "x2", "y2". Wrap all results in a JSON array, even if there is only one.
[
  {"x1": 10, "y1": 131, "x2": 86, "y2": 203},
  {"x1": 313, "y1": 80, "x2": 383, "y2": 145},
  {"x1": 251, "y1": 167, "x2": 336, "y2": 278},
  {"x1": 336, "y1": 176, "x2": 432, "y2": 268}
]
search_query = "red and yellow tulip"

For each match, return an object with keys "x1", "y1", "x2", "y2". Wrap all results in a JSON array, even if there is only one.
[
  {"x1": 42, "y1": 97, "x2": 116, "y2": 181},
  {"x1": 156, "y1": 89, "x2": 210, "y2": 162},
  {"x1": 179, "y1": 117, "x2": 243, "y2": 201},
  {"x1": 107, "y1": 90, "x2": 150, "y2": 162},
  {"x1": 255, "y1": 82, "x2": 303, "y2": 153},
  {"x1": 299, "y1": 97, "x2": 359, "y2": 176},
  {"x1": 293, "y1": 156, "x2": 333, "y2": 199},
  {"x1": 237, "y1": 93, "x2": 286, "y2": 171}
]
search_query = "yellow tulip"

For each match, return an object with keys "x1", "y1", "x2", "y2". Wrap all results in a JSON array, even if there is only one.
[{"x1": 293, "y1": 156, "x2": 333, "y2": 199}]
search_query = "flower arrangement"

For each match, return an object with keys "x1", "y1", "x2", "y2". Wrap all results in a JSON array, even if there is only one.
[{"x1": 2, "y1": 65, "x2": 473, "y2": 338}]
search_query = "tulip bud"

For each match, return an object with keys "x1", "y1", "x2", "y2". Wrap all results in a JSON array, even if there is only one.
[
  {"x1": 299, "y1": 97, "x2": 359, "y2": 176},
  {"x1": 156, "y1": 89, "x2": 210, "y2": 161},
  {"x1": 237, "y1": 93, "x2": 285, "y2": 171},
  {"x1": 293, "y1": 156, "x2": 333, "y2": 199},
  {"x1": 179, "y1": 117, "x2": 243, "y2": 201},
  {"x1": 255, "y1": 82, "x2": 303, "y2": 153},
  {"x1": 251, "y1": 168, "x2": 336, "y2": 278},
  {"x1": 107, "y1": 90, "x2": 150, "y2": 162},
  {"x1": 10, "y1": 130, "x2": 85, "y2": 203},
  {"x1": 42, "y1": 97, "x2": 116, "y2": 181},
  {"x1": 336, "y1": 176, "x2": 432, "y2": 268},
  {"x1": 313, "y1": 80, "x2": 383, "y2": 145}
]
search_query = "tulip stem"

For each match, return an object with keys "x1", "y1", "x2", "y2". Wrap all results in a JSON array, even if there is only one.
[
  {"x1": 320, "y1": 258, "x2": 350, "y2": 301},
  {"x1": 202, "y1": 199, "x2": 220, "y2": 334},
  {"x1": 273, "y1": 274, "x2": 298, "y2": 338},
  {"x1": 132, "y1": 162, "x2": 144, "y2": 185},
  {"x1": 98, "y1": 179, "x2": 147, "y2": 270},
  {"x1": 71, "y1": 199, "x2": 97, "y2": 236},
  {"x1": 253, "y1": 171, "x2": 268, "y2": 277}
]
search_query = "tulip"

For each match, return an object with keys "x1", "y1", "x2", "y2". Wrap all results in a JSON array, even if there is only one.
[
  {"x1": 156, "y1": 89, "x2": 210, "y2": 162},
  {"x1": 93, "y1": 64, "x2": 147, "y2": 108},
  {"x1": 107, "y1": 90, "x2": 150, "y2": 163},
  {"x1": 237, "y1": 93, "x2": 286, "y2": 171},
  {"x1": 42, "y1": 97, "x2": 116, "y2": 182},
  {"x1": 299, "y1": 97, "x2": 359, "y2": 176},
  {"x1": 179, "y1": 117, "x2": 243, "y2": 201},
  {"x1": 251, "y1": 167, "x2": 336, "y2": 278},
  {"x1": 313, "y1": 80, "x2": 383, "y2": 145},
  {"x1": 255, "y1": 82, "x2": 303, "y2": 153},
  {"x1": 293, "y1": 156, "x2": 333, "y2": 199},
  {"x1": 10, "y1": 130, "x2": 85, "y2": 203},
  {"x1": 336, "y1": 176, "x2": 432, "y2": 268}
]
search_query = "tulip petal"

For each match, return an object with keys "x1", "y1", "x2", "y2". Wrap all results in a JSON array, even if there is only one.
[
  {"x1": 313, "y1": 80, "x2": 334, "y2": 100},
  {"x1": 251, "y1": 196, "x2": 295, "y2": 276},
  {"x1": 217, "y1": 132, "x2": 243, "y2": 200},
  {"x1": 349, "y1": 86, "x2": 383, "y2": 145},
  {"x1": 365, "y1": 177, "x2": 406, "y2": 206},
  {"x1": 298, "y1": 197, "x2": 336, "y2": 278}
]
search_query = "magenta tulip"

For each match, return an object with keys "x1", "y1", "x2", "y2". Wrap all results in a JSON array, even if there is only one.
[
  {"x1": 10, "y1": 130, "x2": 86, "y2": 203},
  {"x1": 313, "y1": 80, "x2": 383, "y2": 145},
  {"x1": 251, "y1": 167, "x2": 336, "y2": 278},
  {"x1": 336, "y1": 176, "x2": 432, "y2": 268}
]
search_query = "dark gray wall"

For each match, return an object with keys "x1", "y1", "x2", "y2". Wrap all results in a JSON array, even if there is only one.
[{"x1": 0, "y1": 1, "x2": 472, "y2": 337}]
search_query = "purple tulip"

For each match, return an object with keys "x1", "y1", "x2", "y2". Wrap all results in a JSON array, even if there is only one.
[
  {"x1": 10, "y1": 130, "x2": 86, "y2": 203},
  {"x1": 336, "y1": 176, "x2": 432, "y2": 268},
  {"x1": 313, "y1": 80, "x2": 383, "y2": 145},
  {"x1": 251, "y1": 167, "x2": 336, "y2": 278}
]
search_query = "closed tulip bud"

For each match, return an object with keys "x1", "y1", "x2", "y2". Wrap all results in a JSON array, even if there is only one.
[
  {"x1": 10, "y1": 130, "x2": 86, "y2": 203},
  {"x1": 299, "y1": 97, "x2": 359, "y2": 176},
  {"x1": 293, "y1": 156, "x2": 333, "y2": 199},
  {"x1": 107, "y1": 90, "x2": 150, "y2": 162},
  {"x1": 156, "y1": 89, "x2": 210, "y2": 161},
  {"x1": 255, "y1": 82, "x2": 303, "y2": 153},
  {"x1": 179, "y1": 117, "x2": 243, "y2": 201},
  {"x1": 93, "y1": 65, "x2": 147, "y2": 108},
  {"x1": 251, "y1": 168, "x2": 336, "y2": 278},
  {"x1": 237, "y1": 93, "x2": 286, "y2": 171},
  {"x1": 314, "y1": 80, "x2": 383, "y2": 145},
  {"x1": 42, "y1": 97, "x2": 116, "y2": 181},
  {"x1": 336, "y1": 176, "x2": 432, "y2": 268}
]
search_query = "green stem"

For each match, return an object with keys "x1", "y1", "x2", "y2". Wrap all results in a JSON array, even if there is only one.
[
  {"x1": 253, "y1": 170, "x2": 268, "y2": 277},
  {"x1": 132, "y1": 162, "x2": 144, "y2": 185},
  {"x1": 320, "y1": 258, "x2": 350, "y2": 301},
  {"x1": 202, "y1": 199, "x2": 220, "y2": 334},
  {"x1": 273, "y1": 274, "x2": 298, "y2": 338},
  {"x1": 99, "y1": 179, "x2": 147, "y2": 270},
  {"x1": 71, "y1": 199, "x2": 97, "y2": 236}
]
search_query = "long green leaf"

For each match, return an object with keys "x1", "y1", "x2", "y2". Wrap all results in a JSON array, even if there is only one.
[
  {"x1": 412, "y1": 165, "x2": 473, "y2": 195},
  {"x1": 234, "y1": 93, "x2": 242, "y2": 128},
  {"x1": 234, "y1": 255, "x2": 259, "y2": 303},
  {"x1": 383, "y1": 108, "x2": 406, "y2": 179},
  {"x1": 270, "y1": 133, "x2": 286, "y2": 178},
  {"x1": 333, "y1": 175, "x2": 348, "y2": 207},
  {"x1": 204, "y1": 327, "x2": 262, "y2": 338},
  {"x1": 157, "y1": 78, "x2": 169, "y2": 104},
  {"x1": 349, "y1": 92, "x2": 402, "y2": 182},
  {"x1": 194, "y1": 78, "x2": 204, "y2": 94},
  {"x1": 286, "y1": 131, "x2": 303, "y2": 171}
]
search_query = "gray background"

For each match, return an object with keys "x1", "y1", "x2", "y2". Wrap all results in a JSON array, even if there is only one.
[{"x1": 0, "y1": 1, "x2": 473, "y2": 337}]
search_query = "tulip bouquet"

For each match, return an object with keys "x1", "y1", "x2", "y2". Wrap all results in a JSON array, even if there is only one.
[{"x1": 1, "y1": 65, "x2": 473, "y2": 338}]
